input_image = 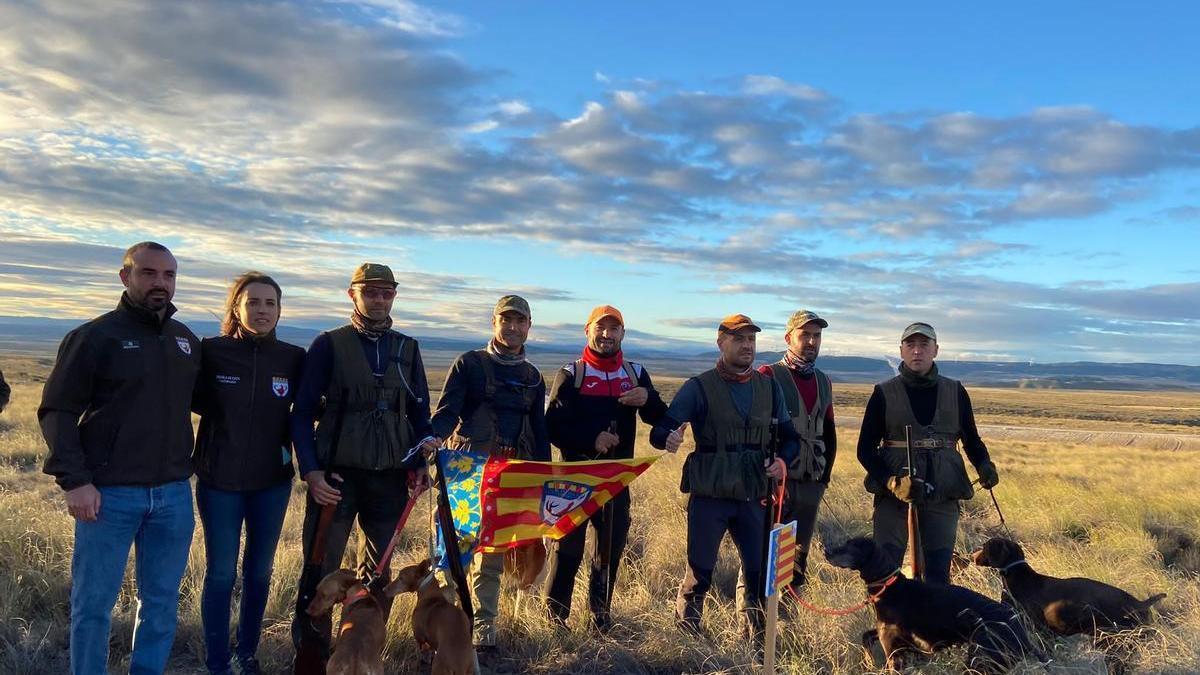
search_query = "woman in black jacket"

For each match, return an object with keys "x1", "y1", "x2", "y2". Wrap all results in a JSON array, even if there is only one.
[{"x1": 193, "y1": 272, "x2": 305, "y2": 675}]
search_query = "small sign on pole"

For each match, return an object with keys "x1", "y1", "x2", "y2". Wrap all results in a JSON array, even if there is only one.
[{"x1": 762, "y1": 520, "x2": 797, "y2": 673}]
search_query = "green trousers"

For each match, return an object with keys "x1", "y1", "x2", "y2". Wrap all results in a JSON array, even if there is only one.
[{"x1": 871, "y1": 493, "x2": 960, "y2": 585}]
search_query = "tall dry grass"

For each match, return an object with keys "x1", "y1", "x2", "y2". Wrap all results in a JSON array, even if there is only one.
[{"x1": 0, "y1": 358, "x2": 1198, "y2": 673}]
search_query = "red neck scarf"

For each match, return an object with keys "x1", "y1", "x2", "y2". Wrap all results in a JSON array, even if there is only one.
[
  {"x1": 715, "y1": 357, "x2": 753, "y2": 383},
  {"x1": 581, "y1": 346, "x2": 623, "y2": 372}
]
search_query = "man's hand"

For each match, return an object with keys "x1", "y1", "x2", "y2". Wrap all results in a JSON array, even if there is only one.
[
  {"x1": 665, "y1": 422, "x2": 689, "y2": 454},
  {"x1": 594, "y1": 430, "x2": 620, "y2": 454},
  {"x1": 886, "y1": 475, "x2": 926, "y2": 503},
  {"x1": 976, "y1": 460, "x2": 1000, "y2": 489},
  {"x1": 418, "y1": 436, "x2": 442, "y2": 459},
  {"x1": 66, "y1": 484, "x2": 101, "y2": 522},
  {"x1": 617, "y1": 386, "x2": 648, "y2": 407},
  {"x1": 764, "y1": 457, "x2": 786, "y2": 481},
  {"x1": 304, "y1": 470, "x2": 343, "y2": 506},
  {"x1": 409, "y1": 468, "x2": 432, "y2": 493}
]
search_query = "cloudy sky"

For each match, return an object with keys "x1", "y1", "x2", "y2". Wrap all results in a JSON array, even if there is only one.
[{"x1": 1, "y1": 1, "x2": 1197, "y2": 364}]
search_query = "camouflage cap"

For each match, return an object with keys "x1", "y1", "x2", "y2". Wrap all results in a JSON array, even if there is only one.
[
  {"x1": 901, "y1": 322, "x2": 937, "y2": 341},
  {"x1": 718, "y1": 313, "x2": 761, "y2": 334},
  {"x1": 785, "y1": 309, "x2": 829, "y2": 332},
  {"x1": 350, "y1": 262, "x2": 397, "y2": 287},
  {"x1": 494, "y1": 294, "x2": 531, "y2": 318}
]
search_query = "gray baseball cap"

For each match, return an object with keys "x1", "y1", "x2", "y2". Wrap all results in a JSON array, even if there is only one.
[
  {"x1": 786, "y1": 309, "x2": 829, "y2": 332},
  {"x1": 901, "y1": 322, "x2": 937, "y2": 341}
]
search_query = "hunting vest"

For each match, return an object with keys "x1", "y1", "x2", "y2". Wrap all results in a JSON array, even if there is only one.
[
  {"x1": 878, "y1": 375, "x2": 974, "y2": 502},
  {"x1": 445, "y1": 350, "x2": 540, "y2": 458},
  {"x1": 679, "y1": 368, "x2": 773, "y2": 500},
  {"x1": 769, "y1": 364, "x2": 831, "y2": 482},
  {"x1": 315, "y1": 326, "x2": 416, "y2": 470}
]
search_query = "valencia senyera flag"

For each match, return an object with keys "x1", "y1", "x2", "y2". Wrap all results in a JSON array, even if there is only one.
[{"x1": 434, "y1": 449, "x2": 658, "y2": 568}]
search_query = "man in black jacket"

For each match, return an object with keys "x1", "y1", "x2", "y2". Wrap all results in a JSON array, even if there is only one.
[
  {"x1": 544, "y1": 305, "x2": 668, "y2": 630},
  {"x1": 40, "y1": 241, "x2": 200, "y2": 675},
  {"x1": 856, "y1": 322, "x2": 1000, "y2": 585}
]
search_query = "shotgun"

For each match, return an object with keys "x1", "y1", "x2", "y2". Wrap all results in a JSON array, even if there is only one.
[
  {"x1": 904, "y1": 424, "x2": 924, "y2": 581},
  {"x1": 294, "y1": 388, "x2": 349, "y2": 675}
]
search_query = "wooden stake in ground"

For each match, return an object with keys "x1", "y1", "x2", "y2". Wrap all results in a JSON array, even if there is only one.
[{"x1": 762, "y1": 520, "x2": 797, "y2": 674}]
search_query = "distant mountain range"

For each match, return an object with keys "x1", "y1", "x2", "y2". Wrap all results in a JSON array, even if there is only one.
[{"x1": 1, "y1": 316, "x2": 1197, "y2": 390}]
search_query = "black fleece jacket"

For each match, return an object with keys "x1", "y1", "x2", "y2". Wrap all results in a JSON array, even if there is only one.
[
  {"x1": 40, "y1": 294, "x2": 200, "y2": 490},
  {"x1": 193, "y1": 333, "x2": 306, "y2": 491}
]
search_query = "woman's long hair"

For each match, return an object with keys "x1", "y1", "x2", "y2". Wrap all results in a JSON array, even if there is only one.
[{"x1": 221, "y1": 271, "x2": 283, "y2": 337}]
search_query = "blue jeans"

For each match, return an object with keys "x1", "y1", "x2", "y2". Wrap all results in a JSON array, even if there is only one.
[
  {"x1": 196, "y1": 481, "x2": 291, "y2": 674},
  {"x1": 71, "y1": 480, "x2": 194, "y2": 675}
]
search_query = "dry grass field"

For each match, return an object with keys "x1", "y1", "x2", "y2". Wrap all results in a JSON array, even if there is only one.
[{"x1": 1, "y1": 354, "x2": 1198, "y2": 673}]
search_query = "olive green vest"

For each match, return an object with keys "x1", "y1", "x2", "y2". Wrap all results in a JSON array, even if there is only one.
[
  {"x1": 878, "y1": 375, "x2": 973, "y2": 502},
  {"x1": 679, "y1": 368, "x2": 773, "y2": 500},
  {"x1": 315, "y1": 325, "x2": 416, "y2": 470},
  {"x1": 445, "y1": 350, "x2": 540, "y2": 459},
  {"x1": 770, "y1": 364, "x2": 831, "y2": 481}
]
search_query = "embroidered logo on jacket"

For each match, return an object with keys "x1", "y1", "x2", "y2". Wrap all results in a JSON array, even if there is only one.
[
  {"x1": 121, "y1": 340, "x2": 140, "y2": 350},
  {"x1": 272, "y1": 376, "x2": 289, "y2": 398},
  {"x1": 175, "y1": 336, "x2": 192, "y2": 355}
]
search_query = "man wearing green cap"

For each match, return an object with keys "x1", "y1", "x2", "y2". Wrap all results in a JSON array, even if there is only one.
[
  {"x1": 650, "y1": 314, "x2": 798, "y2": 649},
  {"x1": 290, "y1": 263, "x2": 436, "y2": 662},
  {"x1": 431, "y1": 294, "x2": 550, "y2": 651},
  {"x1": 738, "y1": 309, "x2": 836, "y2": 598},
  {"x1": 856, "y1": 322, "x2": 1000, "y2": 585}
]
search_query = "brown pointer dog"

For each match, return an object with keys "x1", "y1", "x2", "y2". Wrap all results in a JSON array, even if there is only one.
[
  {"x1": 386, "y1": 559, "x2": 475, "y2": 675},
  {"x1": 826, "y1": 537, "x2": 1046, "y2": 674},
  {"x1": 306, "y1": 569, "x2": 387, "y2": 675},
  {"x1": 973, "y1": 537, "x2": 1166, "y2": 635}
]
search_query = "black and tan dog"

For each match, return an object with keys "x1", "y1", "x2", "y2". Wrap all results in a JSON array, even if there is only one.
[
  {"x1": 825, "y1": 537, "x2": 1046, "y2": 673},
  {"x1": 973, "y1": 536, "x2": 1166, "y2": 636}
]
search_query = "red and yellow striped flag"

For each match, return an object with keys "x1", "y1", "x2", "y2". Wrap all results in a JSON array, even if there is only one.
[{"x1": 476, "y1": 456, "x2": 658, "y2": 552}]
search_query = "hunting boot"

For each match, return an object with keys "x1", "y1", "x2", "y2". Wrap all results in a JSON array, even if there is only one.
[{"x1": 587, "y1": 566, "x2": 613, "y2": 633}]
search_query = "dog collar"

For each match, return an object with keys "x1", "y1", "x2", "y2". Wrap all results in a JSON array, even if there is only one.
[
  {"x1": 417, "y1": 569, "x2": 439, "y2": 592},
  {"x1": 999, "y1": 559, "x2": 1028, "y2": 574},
  {"x1": 865, "y1": 567, "x2": 902, "y2": 588},
  {"x1": 342, "y1": 585, "x2": 372, "y2": 610}
]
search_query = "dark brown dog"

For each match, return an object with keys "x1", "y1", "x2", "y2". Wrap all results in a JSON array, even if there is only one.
[
  {"x1": 973, "y1": 537, "x2": 1166, "y2": 635},
  {"x1": 826, "y1": 537, "x2": 1046, "y2": 673},
  {"x1": 386, "y1": 559, "x2": 475, "y2": 675},
  {"x1": 306, "y1": 569, "x2": 387, "y2": 675}
]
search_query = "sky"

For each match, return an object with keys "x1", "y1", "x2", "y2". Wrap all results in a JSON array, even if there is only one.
[{"x1": 1, "y1": 1, "x2": 1197, "y2": 364}]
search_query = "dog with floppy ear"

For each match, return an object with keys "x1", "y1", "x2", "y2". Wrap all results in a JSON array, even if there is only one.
[
  {"x1": 386, "y1": 559, "x2": 476, "y2": 675},
  {"x1": 973, "y1": 536, "x2": 1166, "y2": 635},
  {"x1": 305, "y1": 568, "x2": 387, "y2": 675},
  {"x1": 826, "y1": 537, "x2": 1046, "y2": 674}
]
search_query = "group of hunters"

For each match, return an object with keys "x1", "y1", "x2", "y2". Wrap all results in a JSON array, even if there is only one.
[{"x1": 32, "y1": 241, "x2": 1001, "y2": 674}]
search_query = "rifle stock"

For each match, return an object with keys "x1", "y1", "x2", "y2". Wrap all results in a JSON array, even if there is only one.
[
  {"x1": 904, "y1": 424, "x2": 924, "y2": 581},
  {"x1": 294, "y1": 388, "x2": 350, "y2": 674}
]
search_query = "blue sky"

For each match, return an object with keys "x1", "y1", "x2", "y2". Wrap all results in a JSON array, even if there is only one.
[{"x1": 0, "y1": 1, "x2": 1197, "y2": 364}]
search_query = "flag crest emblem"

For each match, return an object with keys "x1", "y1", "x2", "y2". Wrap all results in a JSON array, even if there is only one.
[
  {"x1": 540, "y1": 480, "x2": 592, "y2": 525},
  {"x1": 175, "y1": 337, "x2": 191, "y2": 355},
  {"x1": 272, "y1": 377, "x2": 289, "y2": 397}
]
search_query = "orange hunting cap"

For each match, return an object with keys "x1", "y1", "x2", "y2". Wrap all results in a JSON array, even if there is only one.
[
  {"x1": 586, "y1": 304, "x2": 624, "y2": 328},
  {"x1": 718, "y1": 313, "x2": 761, "y2": 334}
]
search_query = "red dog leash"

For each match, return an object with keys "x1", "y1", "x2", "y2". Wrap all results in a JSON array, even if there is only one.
[
  {"x1": 363, "y1": 472, "x2": 428, "y2": 588},
  {"x1": 789, "y1": 570, "x2": 899, "y2": 617}
]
